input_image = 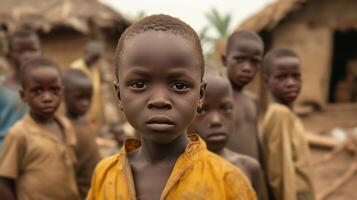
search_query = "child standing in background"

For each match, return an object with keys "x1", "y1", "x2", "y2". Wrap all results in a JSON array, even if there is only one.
[
  {"x1": 221, "y1": 31, "x2": 264, "y2": 160},
  {"x1": 189, "y1": 66, "x2": 269, "y2": 200},
  {"x1": 63, "y1": 68, "x2": 101, "y2": 199},
  {"x1": 261, "y1": 48, "x2": 315, "y2": 200},
  {"x1": 0, "y1": 58, "x2": 80, "y2": 200}
]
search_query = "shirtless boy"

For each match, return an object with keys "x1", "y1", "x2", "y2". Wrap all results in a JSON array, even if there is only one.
[
  {"x1": 190, "y1": 66, "x2": 268, "y2": 200},
  {"x1": 221, "y1": 31, "x2": 264, "y2": 160}
]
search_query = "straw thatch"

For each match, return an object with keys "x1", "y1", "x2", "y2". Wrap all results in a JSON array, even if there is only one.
[
  {"x1": 0, "y1": 0, "x2": 130, "y2": 33},
  {"x1": 238, "y1": 0, "x2": 306, "y2": 32}
]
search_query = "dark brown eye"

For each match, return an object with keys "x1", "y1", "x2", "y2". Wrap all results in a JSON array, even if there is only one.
[
  {"x1": 130, "y1": 81, "x2": 147, "y2": 90},
  {"x1": 171, "y1": 81, "x2": 190, "y2": 92}
]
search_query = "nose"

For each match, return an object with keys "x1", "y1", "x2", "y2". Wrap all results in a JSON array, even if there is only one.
[
  {"x1": 241, "y1": 62, "x2": 253, "y2": 74},
  {"x1": 209, "y1": 112, "x2": 222, "y2": 128},
  {"x1": 286, "y1": 77, "x2": 298, "y2": 88},
  {"x1": 41, "y1": 91, "x2": 53, "y2": 103},
  {"x1": 81, "y1": 99, "x2": 90, "y2": 108},
  {"x1": 147, "y1": 90, "x2": 172, "y2": 110}
]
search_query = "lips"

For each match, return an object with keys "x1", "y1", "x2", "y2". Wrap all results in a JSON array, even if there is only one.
[
  {"x1": 41, "y1": 106, "x2": 56, "y2": 113},
  {"x1": 145, "y1": 115, "x2": 175, "y2": 131},
  {"x1": 285, "y1": 90, "x2": 299, "y2": 99},
  {"x1": 206, "y1": 132, "x2": 228, "y2": 142}
]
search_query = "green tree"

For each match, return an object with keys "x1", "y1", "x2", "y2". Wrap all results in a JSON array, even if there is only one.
[{"x1": 199, "y1": 8, "x2": 232, "y2": 60}]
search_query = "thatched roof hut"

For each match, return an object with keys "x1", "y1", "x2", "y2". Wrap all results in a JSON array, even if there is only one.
[
  {"x1": 0, "y1": 0, "x2": 130, "y2": 67},
  {"x1": 238, "y1": 0, "x2": 357, "y2": 108}
]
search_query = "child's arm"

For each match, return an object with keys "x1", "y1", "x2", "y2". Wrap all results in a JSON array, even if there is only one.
[
  {"x1": 248, "y1": 160, "x2": 270, "y2": 200},
  {"x1": 0, "y1": 177, "x2": 16, "y2": 200},
  {"x1": 0, "y1": 130, "x2": 25, "y2": 200}
]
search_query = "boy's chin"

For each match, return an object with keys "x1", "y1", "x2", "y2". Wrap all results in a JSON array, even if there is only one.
[{"x1": 141, "y1": 131, "x2": 183, "y2": 144}]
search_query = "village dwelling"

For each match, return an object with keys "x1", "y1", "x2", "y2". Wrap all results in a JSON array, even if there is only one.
[
  {"x1": 0, "y1": 0, "x2": 130, "y2": 68},
  {"x1": 238, "y1": 0, "x2": 357, "y2": 109}
]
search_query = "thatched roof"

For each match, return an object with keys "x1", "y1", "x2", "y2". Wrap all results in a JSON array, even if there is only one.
[
  {"x1": 0, "y1": 0, "x2": 131, "y2": 33},
  {"x1": 238, "y1": 0, "x2": 306, "y2": 32}
]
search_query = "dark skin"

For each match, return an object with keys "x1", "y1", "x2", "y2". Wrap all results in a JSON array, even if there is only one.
[
  {"x1": 221, "y1": 37, "x2": 263, "y2": 159},
  {"x1": 189, "y1": 73, "x2": 269, "y2": 200},
  {"x1": 64, "y1": 78, "x2": 93, "y2": 122},
  {"x1": 0, "y1": 66, "x2": 64, "y2": 200},
  {"x1": 264, "y1": 56, "x2": 302, "y2": 109},
  {"x1": 7, "y1": 35, "x2": 41, "y2": 82},
  {"x1": 114, "y1": 31, "x2": 205, "y2": 200}
]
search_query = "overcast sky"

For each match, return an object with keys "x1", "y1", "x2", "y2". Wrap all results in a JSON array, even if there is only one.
[{"x1": 100, "y1": 0, "x2": 275, "y2": 35}]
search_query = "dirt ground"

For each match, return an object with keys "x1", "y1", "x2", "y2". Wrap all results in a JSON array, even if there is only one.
[{"x1": 302, "y1": 103, "x2": 357, "y2": 200}]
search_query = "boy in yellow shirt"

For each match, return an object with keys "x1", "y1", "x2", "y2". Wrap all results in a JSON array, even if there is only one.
[
  {"x1": 261, "y1": 48, "x2": 315, "y2": 200},
  {"x1": 86, "y1": 14, "x2": 255, "y2": 200}
]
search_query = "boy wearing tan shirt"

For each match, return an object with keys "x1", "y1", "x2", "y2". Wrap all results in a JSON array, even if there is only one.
[{"x1": 0, "y1": 58, "x2": 80, "y2": 200}]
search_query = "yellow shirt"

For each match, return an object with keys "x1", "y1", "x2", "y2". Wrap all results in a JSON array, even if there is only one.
[
  {"x1": 86, "y1": 134, "x2": 256, "y2": 200},
  {"x1": 71, "y1": 58, "x2": 103, "y2": 128},
  {"x1": 261, "y1": 103, "x2": 315, "y2": 200},
  {"x1": 0, "y1": 114, "x2": 80, "y2": 200}
]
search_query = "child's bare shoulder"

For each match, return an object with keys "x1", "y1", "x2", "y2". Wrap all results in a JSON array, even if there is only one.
[
  {"x1": 226, "y1": 149, "x2": 261, "y2": 173},
  {"x1": 242, "y1": 90, "x2": 259, "y2": 103},
  {"x1": 201, "y1": 149, "x2": 245, "y2": 173}
]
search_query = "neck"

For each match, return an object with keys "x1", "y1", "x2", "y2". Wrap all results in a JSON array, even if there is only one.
[
  {"x1": 66, "y1": 111, "x2": 85, "y2": 122},
  {"x1": 210, "y1": 145, "x2": 225, "y2": 156},
  {"x1": 30, "y1": 111, "x2": 55, "y2": 124},
  {"x1": 272, "y1": 97, "x2": 293, "y2": 110},
  {"x1": 230, "y1": 81, "x2": 244, "y2": 92},
  {"x1": 137, "y1": 132, "x2": 190, "y2": 164}
]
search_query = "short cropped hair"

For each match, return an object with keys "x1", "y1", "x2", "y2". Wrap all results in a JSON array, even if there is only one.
[
  {"x1": 20, "y1": 57, "x2": 61, "y2": 88},
  {"x1": 63, "y1": 69, "x2": 92, "y2": 91},
  {"x1": 115, "y1": 14, "x2": 204, "y2": 81},
  {"x1": 8, "y1": 29, "x2": 40, "y2": 51},
  {"x1": 226, "y1": 30, "x2": 264, "y2": 54},
  {"x1": 263, "y1": 48, "x2": 299, "y2": 75}
]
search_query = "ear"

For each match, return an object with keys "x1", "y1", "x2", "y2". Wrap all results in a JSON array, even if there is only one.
[
  {"x1": 221, "y1": 54, "x2": 227, "y2": 68},
  {"x1": 198, "y1": 81, "x2": 207, "y2": 108},
  {"x1": 113, "y1": 81, "x2": 123, "y2": 111}
]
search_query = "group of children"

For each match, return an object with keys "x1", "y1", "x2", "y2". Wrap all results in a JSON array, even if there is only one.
[{"x1": 0, "y1": 14, "x2": 315, "y2": 200}]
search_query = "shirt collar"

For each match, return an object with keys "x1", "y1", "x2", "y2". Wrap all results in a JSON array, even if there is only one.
[{"x1": 23, "y1": 114, "x2": 77, "y2": 147}]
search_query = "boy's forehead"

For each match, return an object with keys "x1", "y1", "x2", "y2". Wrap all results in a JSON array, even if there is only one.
[
  {"x1": 270, "y1": 56, "x2": 301, "y2": 74},
  {"x1": 119, "y1": 31, "x2": 201, "y2": 74},
  {"x1": 229, "y1": 38, "x2": 263, "y2": 55},
  {"x1": 205, "y1": 75, "x2": 233, "y2": 97},
  {"x1": 124, "y1": 31, "x2": 195, "y2": 56}
]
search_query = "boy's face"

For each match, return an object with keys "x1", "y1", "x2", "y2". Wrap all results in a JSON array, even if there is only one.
[
  {"x1": 9, "y1": 35, "x2": 41, "y2": 70},
  {"x1": 116, "y1": 31, "x2": 205, "y2": 144},
  {"x1": 21, "y1": 67, "x2": 63, "y2": 119},
  {"x1": 64, "y1": 81, "x2": 93, "y2": 117},
  {"x1": 189, "y1": 74, "x2": 235, "y2": 153},
  {"x1": 222, "y1": 38, "x2": 263, "y2": 88},
  {"x1": 265, "y1": 56, "x2": 302, "y2": 105}
]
